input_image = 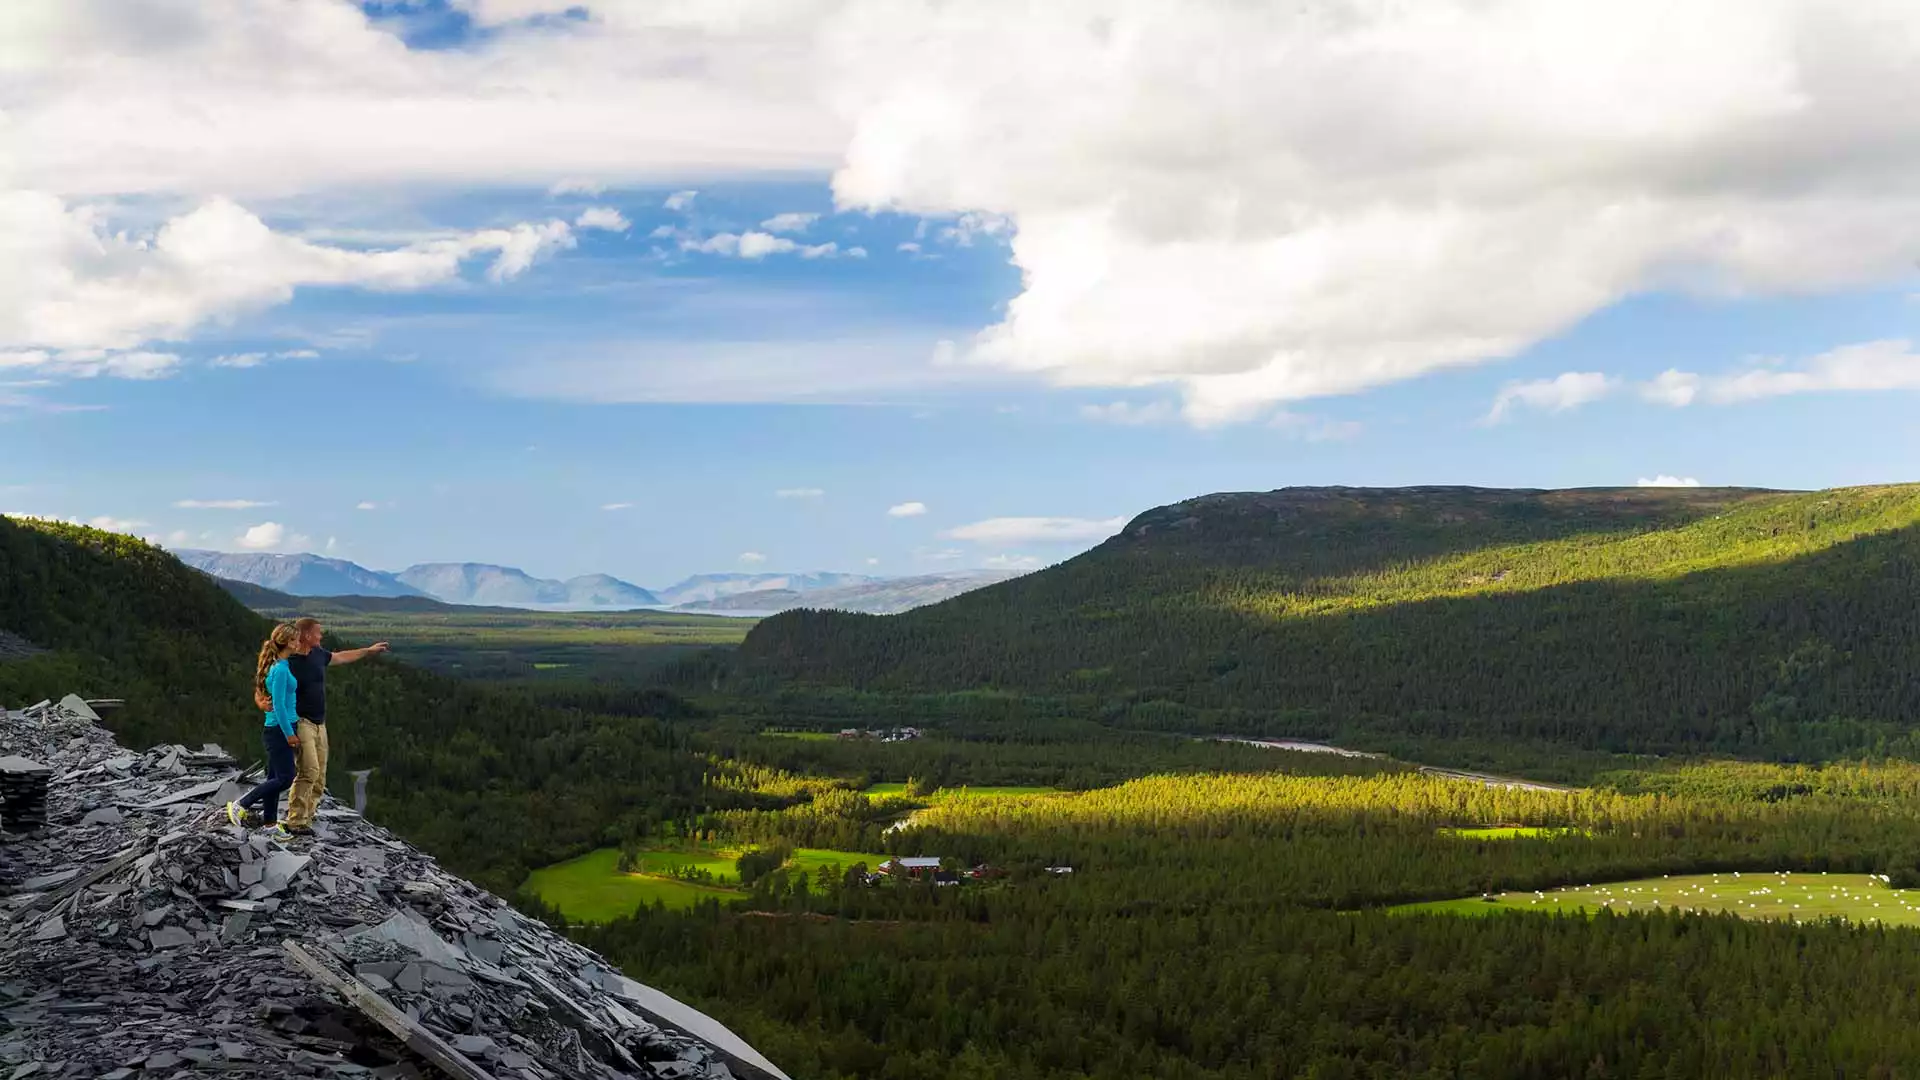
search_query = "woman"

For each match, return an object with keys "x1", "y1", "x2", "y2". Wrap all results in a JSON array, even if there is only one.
[{"x1": 227, "y1": 622, "x2": 301, "y2": 836}]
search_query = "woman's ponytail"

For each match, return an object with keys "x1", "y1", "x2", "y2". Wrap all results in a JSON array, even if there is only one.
[{"x1": 254, "y1": 623, "x2": 300, "y2": 705}]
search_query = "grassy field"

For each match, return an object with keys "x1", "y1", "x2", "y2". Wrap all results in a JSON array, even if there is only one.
[
  {"x1": 1392, "y1": 872, "x2": 1920, "y2": 926},
  {"x1": 523, "y1": 844, "x2": 889, "y2": 923},
  {"x1": 521, "y1": 848, "x2": 746, "y2": 920},
  {"x1": 1436, "y1": 826, "x2": 1589, "y2": 840},
  {"x1": 863, "y1": 783, "x2": 1061, "y2": 798},
  {"x1": 759, "y1": 729, "x2": 840, "y2": 741},
  {"x1": 255, "y1": 605, "x2": 753, "y2": 681}
]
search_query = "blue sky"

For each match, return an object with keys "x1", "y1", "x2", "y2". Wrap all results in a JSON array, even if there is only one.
[{"x1": 5, "y1": 2, "x2": 1919, "y2": 587}]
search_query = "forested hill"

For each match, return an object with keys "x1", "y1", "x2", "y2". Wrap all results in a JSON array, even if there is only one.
[
  {"x1": 737, "y1": 484, "x2": 1920, "y2": 757},
  {"x1": 0, "y1": 517, "x2": 716, "y2": 890}
]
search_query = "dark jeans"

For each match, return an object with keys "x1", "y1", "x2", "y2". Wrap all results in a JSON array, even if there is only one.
[{"x1": 239, "y1": 726, "x2": 297, "y2": 824}]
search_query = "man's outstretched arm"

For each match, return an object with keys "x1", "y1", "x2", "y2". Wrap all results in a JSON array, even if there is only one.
[{"x1": 332, "y1": 642, "x2": 391, "y2": 666}]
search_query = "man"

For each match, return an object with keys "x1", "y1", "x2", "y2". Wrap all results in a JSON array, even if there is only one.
[{"x1": 282, "y1": 617, "x2": 390, "y2": 835}]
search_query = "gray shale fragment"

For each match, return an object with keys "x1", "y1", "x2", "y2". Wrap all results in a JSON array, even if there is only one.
[{"x1": 0, "y1": 694, "x2": 788, "y2": 1080}]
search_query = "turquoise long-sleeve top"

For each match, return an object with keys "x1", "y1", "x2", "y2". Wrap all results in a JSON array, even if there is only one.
[{"x1": 263, "y1": 659, "x2": 299, "y2": 738}]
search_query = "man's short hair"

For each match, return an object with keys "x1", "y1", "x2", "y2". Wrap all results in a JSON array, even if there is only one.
[{"x1": 293, "y1": 617, "x2": 322, "y2": 635}]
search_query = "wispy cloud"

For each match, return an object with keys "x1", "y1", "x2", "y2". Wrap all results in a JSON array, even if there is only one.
[
  {"x1": 1637, "y1": 475, "x2": 1701, "y2": 487},
  {"x1": 983, "y1": 553, "x2": 1042, "y2": 569},
  {"x1": 209, "y1": 349, "x2": 321, "y2": 369},
  {"x1": 601, "y1": 502, "x2": 633, "y2": 511},
  {"x1": 1270, "y1": 412, "x2": 1363, "y2": 442},
  {"x1": 174, "y1": 498, "x2": 274, "y2": 509},
  {"x1": 1485, "y1": 372, "x2": 1617, "y2": 424},
  {"x1": 887, "y1": 501, "x2": 928, "y2": 517},
  {"x1": 663, "y1": 191, "x2": 699, "y2": 212},
  {"x1": 776, "y1": 488, "x2": 825, "y2": 499},
  {"x1": 355, "y1": 501, "x2": 379, "y2": 511},
  {"x1": 760, "y1": 212, "x2": 819, "y2": 234},
  {"x1": 2, "y1": 349, "x2": 181, "y2": 380},
  {"x1": 738, "y1": 550, "x2": 767, "y2": 564},
  {"x1": 677, "y1": 231, "x2": 848, "y2": 260},
  {"x1": 1081, "y1": 401, "x2": 1177, "y2": 426},
  {"x1": 1653, "y1": 340, "x2": 1920, "y2": 405},
  {"x1": 945, "y1": 516, "x2": 1124, "y2": 544}
]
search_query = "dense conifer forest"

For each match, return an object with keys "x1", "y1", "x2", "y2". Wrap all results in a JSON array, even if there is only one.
[{"x1": 735, "y1": 485, "x2": 1920, "y2": 757}]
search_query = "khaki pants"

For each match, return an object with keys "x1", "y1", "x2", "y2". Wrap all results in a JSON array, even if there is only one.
[{"x1": 285, "y1": 718, "x2": 330, "y2": 828}]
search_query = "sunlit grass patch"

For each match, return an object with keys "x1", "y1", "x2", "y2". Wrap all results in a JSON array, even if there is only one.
[
  {"x1": 1391, "y1": 872, "x2": 1920, "y2": 926},
  {"x1": 521, "y1": 848, "x2": 744, "y2": 921},
  {"x1": 1437, "y1": 825, "x2": 1591, "y2": 840}
]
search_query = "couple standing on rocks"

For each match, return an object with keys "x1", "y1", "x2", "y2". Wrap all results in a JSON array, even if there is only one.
[{"x1": 226, "y1": 617, "x2": 389, "y2": 838}]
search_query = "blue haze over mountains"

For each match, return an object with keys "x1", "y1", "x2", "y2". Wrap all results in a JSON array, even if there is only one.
[{"x1": 173, "y1": 550, "x2": 1011, "y2": 614}]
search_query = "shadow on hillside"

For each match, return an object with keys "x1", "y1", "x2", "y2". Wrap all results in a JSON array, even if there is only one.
[{"x1": 741, "y1": 521, "x2": 1920, "y2": 759}]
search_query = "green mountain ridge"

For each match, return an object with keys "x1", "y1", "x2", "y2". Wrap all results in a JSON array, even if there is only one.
[{"x1": 736, "y1": 484, "x2": 1920, "y2": 757}]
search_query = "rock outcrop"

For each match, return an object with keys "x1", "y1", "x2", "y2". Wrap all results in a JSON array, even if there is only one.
[{"x1": 0, "y1": 696, "x2": 786, "y2": 1080}]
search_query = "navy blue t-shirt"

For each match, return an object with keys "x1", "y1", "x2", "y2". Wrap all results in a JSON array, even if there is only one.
[{"x1": 285, "y1": 646, "x2": 332, "y2": 724}]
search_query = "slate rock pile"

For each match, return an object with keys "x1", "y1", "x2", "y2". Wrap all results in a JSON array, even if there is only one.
[
  {"x1": 0, "y1": 754, "x2": 51, "y2": 832},
  {"x1": 0, "y1": 695, "x2": 787, "y2": 1080}
]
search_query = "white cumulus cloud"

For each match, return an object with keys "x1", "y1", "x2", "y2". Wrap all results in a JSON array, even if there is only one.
[
  {"x1": 575, "y1": 206, "x2": 631, "y2": 232},
  {"x1": 663, "y1": 191, "x2": 701, "y2": 213},
  {"x1": 13, "y1": 1, "x2": 1920, "y2": 422},
  {"x1": 945, "y1": 516, "x2": 1124, "y2": 544},
  {"x1": 0, "y1": 193, "x2": 574, "y2": 357},
  {"x1": 1485, "y1": 372, "x2": 1618, "y2": 424},
  {"x1": 886, "y1": 501, "x2": 927, "y2": 517},
  {"x1": 86, "y1": 516, "x2": 148, "y2": 534},
  {"x1": 738, "y1": 550, "x2": 768, "y2": 564},
  {"x1": 236, "y1": 522, "x2": 288, "y2": 550},
  {"x1": 1637, "y1": 475, "x2": 1702, "y2": 487}
]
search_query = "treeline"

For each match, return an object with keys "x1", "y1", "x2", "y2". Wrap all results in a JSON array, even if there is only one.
[
  {"x1": 701, "y1": 720, "x2": 1390, "y2": 793},
  {"x1": 732, "y1": 486, "x2": 1920, "y2": 758}
]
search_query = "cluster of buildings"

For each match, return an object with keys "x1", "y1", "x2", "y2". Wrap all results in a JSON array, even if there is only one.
[
  {"x1": 867, "y1": 857, "x2": 1073, "y2": 886},
  {"x1": 836, "y1": 726, "x2": 922, "y2": 742}
]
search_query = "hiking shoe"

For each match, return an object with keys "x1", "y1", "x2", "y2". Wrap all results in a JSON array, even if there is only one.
[
  {"x1": 225, "y1": 801, "x2": 249, "y2": 828},
  {"x1": 265, "y1": 822, "x2": 292, "y2": 840},
  {"x1": 284, "y1": 824, "x2": 314, "y2": 837}
]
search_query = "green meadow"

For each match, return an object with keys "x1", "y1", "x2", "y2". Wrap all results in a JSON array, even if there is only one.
[
  {"x1": 1393, "y1": 871, "x2": 1920, "y2": 926},
  {"x1": 1436, "y1": 825, "x2": 1591, "y2": 840},
  {"x1": 521, "y1": 848, "x2": 746, "y2": 920},
  {"x1": 522, "y1": 844, "x2": 888, "y2": 924}
]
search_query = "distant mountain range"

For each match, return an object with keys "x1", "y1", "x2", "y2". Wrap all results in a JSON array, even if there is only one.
[
  {"x1": 674, "y1": 571, "x2": 1019, "y2": 615},
  {"x1": 653, "y1": 572, "x2": 883, "y2": 607},
  {"x1": 172, "y1": 550, "x2": 1017, "y2": 615},
  {"x1": 174, "y1": 551, "x2": 659, "y2": 608}
]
